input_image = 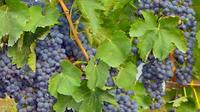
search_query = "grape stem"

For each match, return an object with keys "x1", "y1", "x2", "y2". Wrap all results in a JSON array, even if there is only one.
[
  {"x1": 58, "y1": 0, "x2": 89, "y2": 61},
  {"x1": 166, "y1": 80, "x2": 200, "y2": 87},
  {"x1": 169, "y1": 51, "x2": 176, "y2": 82},
  {"x1": 183, "y1": 87, "x2": 187, "y2": 97},
  {"x1": 190, "y1": 81, "x2": 200, "y2": 109}
]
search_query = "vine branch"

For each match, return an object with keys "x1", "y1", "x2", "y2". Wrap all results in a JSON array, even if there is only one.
[
  {"x1": 166, "y1": 80, "x2": 200, "y2": 88},
  {"x1": 58, "y1": 0, "x2": 89, "y2": 61},
  {"x1": 169, "y1": 51, "x2": 176, "y2": 82}
]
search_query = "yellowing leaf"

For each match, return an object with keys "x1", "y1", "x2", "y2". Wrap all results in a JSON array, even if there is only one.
[
  {"x1": 0, "y1": 95, "x2": 17, "y2": 112},
  {"x1": 28, "y1": 43, "x2": 36, "y2": 72},
  {"x1": 169, "y1": 96, "x2": 188, "y2": 107}
]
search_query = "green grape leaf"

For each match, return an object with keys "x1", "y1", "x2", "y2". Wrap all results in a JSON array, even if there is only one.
[
  {"x1": 129, "y1": 11, "x2": 187, "y2": 61},
  {"x1": 86, "y1": 5, "x2": 135, "y2": 46},
  {"x1": 100, "y1": 0, "x2": 131, "y2": 15},
  {"x1": 164, "y1": 89, "x2": 177, "y2": 103},
  {"x1": 96, "y1": 31, "x2": 131, "y2": 67},
  {"x1": 72, "y1": 81, "x2": 91, "y2": 102},
  {"x1": 86, "y1": 3, "x2": 135, "y2": 47},
  {"x1": 193, "y1": 41, "x2": 200, "y2": 80},
  {"x1": 28, "y1": 43, "x2": 36, "y2": 72},
  {"x1": 31, "y1": 27, "x2": 51, "y2": 40},
  {"x1": 168, "y1": 96, "x2": 188, "y2": 107},
  {"x1": 57, "y1": 61, "x2": 82, "y2": 95},
  {"x1": 192, "y1": 0, "x2": 200, "y2": 29},
  {"x1": 50, "y1": 77, "x2": 115, "y2": 112},
  {"x1": 7, "y1": 27, "x2": 50, "y2": 69},
  {"x1": 68, "y1": 81, "x2": 115, "y2": 112},
  {"x1": 48, "y1": 60, "x2": 82, "y2": 97},
  {"x1": 100, "y1": 0, "x2": 117, "y2": 15},
  {"x1": 85, "y1": 58, "x2": 110, "y2": 90},
  {"x1": 111, "y1": 0, "x2": 131, "y2": 11},
  {"x1": 98, "y1": 89, "x2": 117, "y2": 106},
  {"x1": 132, "y1": 82, "x2": 151, "y2": 110},
  {"x1": 75, "y1": 0, "x2": 104, "y2": 34},
  {"x1": 86, "y1": 27, "x2": 117, "y2": 47},
  {"x1": 0, "y1": 0, "x2": 59, "y2": 46},
  {"x1": 115, "y1": 62, "x2": 137, "y2": 90},
  {"x1": 102, "y1": 4, "x2": 136, "y2": 32},
  {"x1": 196, "y1": 30, "x2": 200, "y2": 48},
  {"x1": 48, "y1": 74, "x2": 61, "y2": 98},
  {"x1": 0, "y1": 0, "x2": 29, "y2": 46},
  {"x1": 79, "y1": 91, "x2": 102, "y2": 112},
  {"x1": 79, "y1": 88, "x2": 114, "y2": 112},
  {"x1": 7, "y1": 33, "x2": 36, "y2": 68},
  {"x1": 44, "y1": 0, "x2": 57, "y2": 7},
  {"x1": 176, "y1": 97, "x2": 196, "y2": 112},
  {"x1": 7, "y1": 44, "x2": 29, "y2": 68},
  {"x1": 72, "y1": 81, "x2": 116, "y2": 106},
  {"x1": 53, "y1": 94, "x2": 80, "y2": 112},
  {"x1": 25, "y1": 5, "x2": 59, "y2": 32}
]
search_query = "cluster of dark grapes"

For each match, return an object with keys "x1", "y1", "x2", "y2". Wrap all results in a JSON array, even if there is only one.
[
  {"x1": 34, "y1": 28, "x2": 67, "y2": 112},
  {"x1": 0, "y1": 48, "x2": 37, "y2": 112},
  {"x1": 0, "y1": 1, "x2": 97, "y2": 112},
  {"x1": 0, "y1": 27, "x2": 68, "y2": 112},
  {"x1": 136, "y1": 0, "x2": 196, "y2": 109},
  {"x1": 140, "y1": 57, "x2": 173, "y2": 109},
  {"x1": 103, "y1": 89, "x2": 138, "y2": 112}
]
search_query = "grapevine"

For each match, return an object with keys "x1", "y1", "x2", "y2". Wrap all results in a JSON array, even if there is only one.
[{"x1": 0, "y1": 0, "x2": 200, "y2": 112}]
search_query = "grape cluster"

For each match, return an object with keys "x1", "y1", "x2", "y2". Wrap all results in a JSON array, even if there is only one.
[
  {"x1": 0, "y1": 0, "x2": 97, "y2": 112},
  {"x1": 0, "y1": 26, "x2": 73, "y2": 112},
  {"x1": 0, "y1": 48, "x2": 38, "y2": 111},
  {"x1": 140, "y1": 57, "x2": 173, "y2": 109},
  {"x1": 103, "y1": 89, "x2": 138, "y2": 112},
  {"x1": 34, "y1": 27, "x2": 67, "y2": 112},
  {"x1": 0, "y1": 49, "x2": 21, "y2": 99}
]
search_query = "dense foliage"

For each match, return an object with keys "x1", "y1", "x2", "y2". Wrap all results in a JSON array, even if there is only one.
[{"x1": 0, "y1": 0, "x2": 200, "y2": 112}]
